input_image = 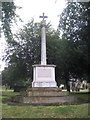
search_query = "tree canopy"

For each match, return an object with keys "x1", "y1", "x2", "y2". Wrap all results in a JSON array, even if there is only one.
[
  {"x1": 2, "y1": 20, "x2": 60, "y2": 87},
  {"x1": 1, "y1": 2, "x2": 21, "y2": 40},
  {"x1": 58, "y1": 2, "x2": 89, "y2": 83}
]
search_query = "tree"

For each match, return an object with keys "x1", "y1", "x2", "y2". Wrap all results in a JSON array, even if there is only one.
[
  {"x1": 1, "y1": 2, "x2": 21, "y2": 40},
  {"x1": 2, "y1": 20, "x2": 60, "y2": 87},
  {"x1": 58, "y1": 2, "x2": 90, "y2": 90},
  {"x1": 2, "y1": 62, "x2": 29, "y2": 87}
]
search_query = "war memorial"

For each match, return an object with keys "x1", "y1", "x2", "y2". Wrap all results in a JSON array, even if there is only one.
[{"x1": 11, "y1": 13, "x2": 78, "y2": 105}]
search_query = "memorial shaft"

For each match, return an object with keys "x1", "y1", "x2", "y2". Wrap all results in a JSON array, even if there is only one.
[
  {"x1": 32, "y1": 13, "x2": 57, "y2": 88},
  {"x1": 41, "y1": 21, "x2": 46, "y2": 65},
  {"x1": 40, "y1": 13, "x2": 48, "y2": 65}
]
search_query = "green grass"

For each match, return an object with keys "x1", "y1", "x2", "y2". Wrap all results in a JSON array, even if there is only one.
[
  {"x1": 71, "y1": 89, "x2": 89, "y2": 93},
  {"x1": 1, "y1": 88, "x2": 89, "y2": 118},
  {"x1": 70, "y1": 92, "x2": 89, "y2": 103},
  {"x1": 2, "y1": 103, "x2": 88, "y2": 118},
  {"x1": 1, "y1": 89, "x2": 19, "y2": 103}
]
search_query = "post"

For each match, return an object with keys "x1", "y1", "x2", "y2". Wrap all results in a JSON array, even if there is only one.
[{"x1": 40, "y1": 13, "x2": 48, "y2": 65}]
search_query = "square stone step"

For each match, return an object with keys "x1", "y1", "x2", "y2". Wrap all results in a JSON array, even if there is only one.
[
  {"x1": 11, "y1": 95, "x2": 77, "y2": 105},
  {"x1": 20, "y1": 88, "x2": 69, "y2": 97}
]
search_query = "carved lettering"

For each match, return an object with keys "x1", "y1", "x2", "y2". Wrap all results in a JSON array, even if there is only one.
[{"x1": 37, "y1": 68, "x2": 52, "y2": 78}]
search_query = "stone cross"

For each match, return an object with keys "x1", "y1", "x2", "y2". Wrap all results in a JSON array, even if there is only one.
[
  {"x1": 39, "y1": 13, "x2": 48, "y2": 65},
  {"x1": 40, "y1": 13, "x2": 48, "y2": 21}
]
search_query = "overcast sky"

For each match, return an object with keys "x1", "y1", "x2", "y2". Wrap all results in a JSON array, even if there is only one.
[
  {"x1": 0, "y1": 0, "x2": 66, "y2": 71},
  {"x1": 14, "y1": 0, "x2": 66, "y2": 31}
]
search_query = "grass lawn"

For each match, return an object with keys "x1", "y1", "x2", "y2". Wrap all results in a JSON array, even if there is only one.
[
  {"x1": 2, "y1": 103, "x2": 89, "y2": 118},
  {"x1": 1, "y1": 88, "x2": 89, "y2": 118},
  {"x1": 1, "y1": 89, "x2": 19, "y2": 103}
]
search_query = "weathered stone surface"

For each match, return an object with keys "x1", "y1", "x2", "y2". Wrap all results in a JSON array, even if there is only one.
[
  {"x1": 20, "y1": 87, "x2": 69, "y2": 97},
  {"x1": 11, "y1": 87, "x2": 76, "y2": 105},
  {"x1": 11, "y1": 95, "x2": 77, "y2": 105},
  {"x1": 11, "y1": 88, "x2": 89, "y2": 105}
]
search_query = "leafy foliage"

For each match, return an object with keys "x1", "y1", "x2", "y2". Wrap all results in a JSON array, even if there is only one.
[
  {"x1": 2, "y1": 20, "x2": 60, "y2": 86},
  {"x1": 1, "y1": 2, "x2": 21, "y2": 40},
  {"x1": 58, "y1": 2, "x2": 89, "y2": 83}
]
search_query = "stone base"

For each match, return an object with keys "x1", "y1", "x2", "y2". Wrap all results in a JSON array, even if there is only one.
[
  {"x1": 20, "y1": 87, "x2": 69, "y2": 97},
  {"x1": 10, "y1": 87, "x2": 78, "y2": 105},
  {"x1": 32, "y1": 65, "x2": 57, "y2": 87},
  {"x1": 32, "y1": 82, "x2": 57, "y2": 87},
  {"x1": 11, "y1": 95, "x2": 77, "y2": 105}
]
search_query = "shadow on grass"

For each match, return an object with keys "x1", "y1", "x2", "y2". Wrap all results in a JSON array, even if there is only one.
[{"x1": 2, "y1": 89, "x2": 19, "y2": 103}]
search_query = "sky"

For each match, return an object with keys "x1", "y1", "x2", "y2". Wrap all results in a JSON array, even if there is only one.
[
  {"x1": 0, "y1": 0, "x2": 66, "y2": 72},
  {"x1": 14, "y1": 0, "x2": 66, "y2": 31}
]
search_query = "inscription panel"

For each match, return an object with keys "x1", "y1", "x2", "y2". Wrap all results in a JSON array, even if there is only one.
[{"x1": 37, "y1": 68, "x2": 52, "y2": 78}]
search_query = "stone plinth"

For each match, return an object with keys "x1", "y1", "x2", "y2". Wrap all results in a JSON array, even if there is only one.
[
  {"x1": 11, "y1": 88, "x2": 73, "y2": 105},
  {"x1": 32, "y1": 65, "x2": 57, "y2": 87},
  {"x1": 12, "y1": 95, "x2": 76, "y2": 105},
  {"x1": 20, "y1": 87, "x2": 69, "y2": 97}
]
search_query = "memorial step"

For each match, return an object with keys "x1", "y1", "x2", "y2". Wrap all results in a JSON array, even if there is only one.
[
  {"x1": 11, "y1": 95, "x2": 77, "y2": 105},
  {"x1": 20, "y1": 88, "x2": 69, "y2": 97}
]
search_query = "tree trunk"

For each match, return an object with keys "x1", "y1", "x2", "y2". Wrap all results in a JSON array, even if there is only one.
[{"x1": 65, "y1": 72, "x2": 70, "y2": 92}]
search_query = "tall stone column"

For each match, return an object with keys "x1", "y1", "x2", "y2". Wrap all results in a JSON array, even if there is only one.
[
  {"x1": 41, "y1": 20, "x2": 46, "y2": 65},
  {"x1": 40, "y1": 13, "x2": 48, "y2": 65},
  {"x1": 32, "y1": 13, "x2": 57, "y2": 88}
]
